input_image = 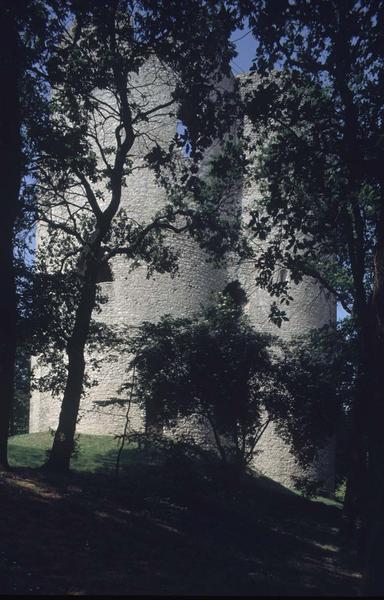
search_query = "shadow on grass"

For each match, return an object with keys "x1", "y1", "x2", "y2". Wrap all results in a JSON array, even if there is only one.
[
  {"x1": 7, "y1": 444, "x2": 49, "y2": 470},
  {"x1": 2, "y1": 439, "x2": 361, "y2": 596}
]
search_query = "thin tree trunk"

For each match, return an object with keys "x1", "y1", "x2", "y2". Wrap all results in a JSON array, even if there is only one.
[
  {"x1": 0, "y1": 5, "x2": 21, "y2": 469},
  {"x1": 116, "y1": 365, "x2": 135, "y2": 476},
  {"x1": 341, "y1": 360, "x2": 368, "y2": 540}
]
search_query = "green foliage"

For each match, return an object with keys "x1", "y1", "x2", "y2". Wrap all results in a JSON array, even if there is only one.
[
  {"x1": 27, "y1": 263, "x2": 121, "y2": 398},
  {"x1": 0, "y1": 0, "x2": 71, "y2": 466},
  {"x1": 122, "y1": 288, "x2": 357, "y2": 486},
  {"x1": 236, "y1": 11, "x2": 384, "y2": 580},
  {"x1": 124, "y1": 286, "x2": 279, "y2": 470},
  {"x1": 29, "y1": 1, "x2": 247, "y2": 427},
  {"x1": 25, "y1": 1, "x2": 255, "y2": 472},
  {"x1": 275, "y1": 321, "x2": 357, "y2": 469},
  {"x1": 240, "y1": 1, "x2": 384, "y2": 324},
  {"x1": 10, "y1": 347, "x2": 31, "y2": 436}
]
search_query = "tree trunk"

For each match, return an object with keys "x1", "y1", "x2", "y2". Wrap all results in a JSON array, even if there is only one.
[
  {"x1": 0, "y1": 5, "x2": 21, "y2": 469},
  {"x1": 341, "y1": 353, "x2": 369, "y2": 540},
  {"x1": 45, "y1": 249, "x2": 100, "y2": 472},
  {"x1": 362, "y1": 211, "x2": 384, "y2": 595},
  {"x1": 145, "y1": 395, "x2": 164, "y2": 436},
  {"x1": 364, "y1": 393, "x2": 384, "y2": 595}
]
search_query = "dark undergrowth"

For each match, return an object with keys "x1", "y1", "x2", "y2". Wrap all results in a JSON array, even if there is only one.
[{"x1": 0, "y1": 433, "x2": 361, "y2": 596}]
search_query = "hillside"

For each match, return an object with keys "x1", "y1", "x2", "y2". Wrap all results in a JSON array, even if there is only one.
[{"x1": 0, "y1": 433, "x2": 361, "y2": 596}]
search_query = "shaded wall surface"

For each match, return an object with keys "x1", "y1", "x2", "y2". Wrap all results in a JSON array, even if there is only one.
[{"x1": 30, "y1": 69, "x2": 336, "y2": 492}]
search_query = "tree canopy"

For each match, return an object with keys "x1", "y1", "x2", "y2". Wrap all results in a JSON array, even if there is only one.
[
  {"x1": 239, "y1": 1, "x2": 384, "y2": 592},
  {"x1": 27, "y1": 0, "x2": 246, "y2": 471}
]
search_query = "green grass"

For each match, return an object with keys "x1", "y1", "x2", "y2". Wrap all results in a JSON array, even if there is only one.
[
  {"x1": 9, "y1": 433, "x2": 344, "y2": 506},
  {"x1": 8, "y1": 432, "x2": 138, "y2": 472},
  {"x1": 2, "y1": 433, "x2": 361, "y2": 596}
]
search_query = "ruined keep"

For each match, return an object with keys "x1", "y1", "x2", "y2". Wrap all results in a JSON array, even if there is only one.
[{"x1": 29, "y1": 64, "x2": 336, "y2": 491}]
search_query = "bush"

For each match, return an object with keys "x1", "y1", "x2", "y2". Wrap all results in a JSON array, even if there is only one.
[{"x1": 123, "y1": 284, "x2": 284, "y2": 472}]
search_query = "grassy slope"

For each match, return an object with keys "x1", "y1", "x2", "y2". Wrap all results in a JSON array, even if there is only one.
[
  {"x1": 8, "y1": 432, "x2": 133, "y2": 472},
  {"x1": 0, "y1": 433, "x2": 361, "y2": 596}
]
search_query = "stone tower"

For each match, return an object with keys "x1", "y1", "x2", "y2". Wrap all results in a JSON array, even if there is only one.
[{"x1": 29, "y1": 65, "x2": 336, "y2": 491}]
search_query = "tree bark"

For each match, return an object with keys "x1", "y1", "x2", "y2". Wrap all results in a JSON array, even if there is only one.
[
  {"x1": 333, "y1": 5, "x2": 371, "y2": 546},
  {"x1": 45, "y1": 246, "x2": 100, "y2": 472},
  {"x1": 0, "y1": 5, "x2": 22, "y2": 469},
  {"x1": 341, "y1": 321, "x2": 370, "y2": 540}
]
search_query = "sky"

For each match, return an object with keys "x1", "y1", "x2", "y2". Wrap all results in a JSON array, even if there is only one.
[{"x1": 231, "y1": 28, "x2": 257, "y2": 74}]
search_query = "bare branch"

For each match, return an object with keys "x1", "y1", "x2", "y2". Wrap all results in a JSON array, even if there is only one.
[
  {"x1": 132, "y1": 97, "x2": 177, "y2": 125},
  {"x1": 105, "y1": 213, "x2": 189, "y2": 261},
  {"x1": 300, "y1": 262, "x2": 352, "y2": 314},
  {"x1": 38, "y1": 213, "x2": 85, "y2": 245},
  {"x1": 74, "y1": 170, "x2": 103, "y2": 220}
]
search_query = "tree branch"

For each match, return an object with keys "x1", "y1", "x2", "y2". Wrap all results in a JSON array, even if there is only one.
[
  {"x1": 299, "y1": 261, "x2": 352, "y2": 315},
  {"x1": 38, "y1": 213, "x2": 85, "y2": 245},
  {"x1": 132, "y1": 97, "x2": 176, "y2": 124},
  {"x1": 74, "y1": 170, "x2": 103, "y2": 220},
  {"x1": 104, "y1": 214, "x2": 189, "y2": 261}
]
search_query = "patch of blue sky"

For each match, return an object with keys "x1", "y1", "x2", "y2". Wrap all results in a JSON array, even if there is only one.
[{"x1": 230, "y1": 27, "x2": 257, "y2": 75}]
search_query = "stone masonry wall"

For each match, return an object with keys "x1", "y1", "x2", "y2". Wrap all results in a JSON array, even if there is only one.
[
  {"x1": 235, "y1": 72, "x2": 336, "y2": 491},
  {"x1": 30, "y1": 59, "x2": 233, "y2": 437},
  {"x1": 30, "y1": 66, "x2": 336, "y2": 492}
]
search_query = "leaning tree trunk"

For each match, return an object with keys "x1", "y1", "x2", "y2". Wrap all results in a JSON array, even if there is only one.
[
  {"x1": 45, "y1": 247, "x2": 100, "y2": 472},
  {"x1": 0, "y1": 5, "x2": 21, "y2": 469}
]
